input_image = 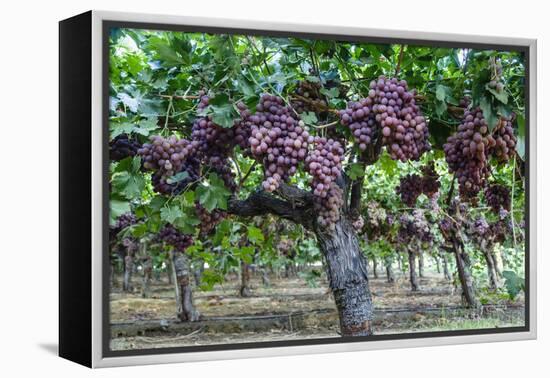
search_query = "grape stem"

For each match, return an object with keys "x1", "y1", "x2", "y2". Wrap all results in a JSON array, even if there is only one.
[{"x1": 395, "y1": 45, "x2": 406, "y2": 76}]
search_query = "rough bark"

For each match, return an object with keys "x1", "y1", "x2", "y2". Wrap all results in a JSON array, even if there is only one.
[
  {"x1": 492, "y1": 249, "x2": 503, "y2": 278},
  {"x1": 481, "y1": 240, "x2": 499, "y2": 290},
  {"x1": 229, "y1": 182, "x2": 373, "y2": 336},
  {"x1": 442, "y1": 253, "x2": 452, "y2": 281},
  {"x1": 171, "y1": 251, "x2": 200, "y2": 322},
  {"x1": 240, "y1": 261, "x2": 252, "y2": 297},
  {"x1": 193, "y1": 259, "x2": 205, "y2": 287},
  {"x1": 166, "y1": 257, "x2": 173, "y2": 285},
  {"x1": 385, "y1": 260, "x2": 395, "y2": 283},
  {"x1": 141, "y1": 257, "x2": 153, "y2": 298},
  {"x1": 372, "y1": 256, "x2": 379, "y2": 279},
  {"x1": 408, "y1": 250, "x2": 419, "y2": 291},
  {"x1": 418, "y1": 252, "x2": 425, "y2": 278},
  {"x1": 435, "y1": 255, "x2": 441, "y2": 273},
  {"x1": 123, "y1": 253, "x2": 134, "y2": 292},
  {"x1": 315, "y1": 217, "x2": 373, "y2": 336},
  {"x1": 451, "y1": 239, "x2": 479, "y2": 308},
  {"x1": 260, "y1": 268, "x2": 271, "y2": 287}
]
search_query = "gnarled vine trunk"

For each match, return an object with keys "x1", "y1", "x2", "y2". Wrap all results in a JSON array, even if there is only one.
[
  {"x1": 372, "y1": 256, "x2": 379, "y2": 279},
  {"x1": 408, "y1": 249, "x2": 419, "y2": 291},
  {"x1": 141, "y1": 256, "x2": 153, "y2": 298},
  {"x1": 240, "y1": 261, "x2": 252, "y2": 297},
  {"x1": 316, "y1": 217, "x2": 373, "y2": 336},
  {"x1": 480, "y1": 240, "x2": 499, "y2": 290},
  {"x1": 123, "y1": 253, "x2": 134, "y2": 292},
  {"x1": 385, "y1": 259, "x2": 395, "y2": 283},
  {"x1": 171, "y1": 251, "x2": 200, "y2": 322},
  {"x1": 442, "y1": 253, "x2": 452, "y2": 281},
  {"x1": 418, "y1": 252, "x2": 425, "y2": 278},
  {"x1": 451, "y1": 238, "x2": 479, "y2": 308}
]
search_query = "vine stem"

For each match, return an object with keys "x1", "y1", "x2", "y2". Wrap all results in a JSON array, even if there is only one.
[
  {"x1": 395, "y1": 45, "x2": 406, "y2": 76},
  {"x1": 159, "y1": 94, "x2": 200, "y2": 100},
  {"x1": 511, "y1": 154, "x2": 517, "y2": 251}
]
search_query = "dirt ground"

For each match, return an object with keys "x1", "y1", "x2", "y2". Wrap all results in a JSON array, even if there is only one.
[{"x1": 109, "y1": 268, "x2": 525, "y2": 351}]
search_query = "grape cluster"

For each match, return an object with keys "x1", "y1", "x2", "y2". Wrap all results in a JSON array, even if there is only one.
[
  {"x1": 314, "y1": 183, "x2": 344, "y2": 231},
  {"x1": 138, "y1": 135, "x2": 199, "y2": 194},
  {"x1": 398, "y1": 209, "x2": 433, "y2": 245},
  {"x1": 110, "y1": 212, "x2": 138, "y2": 239},
  {"x1": 488, "y1": 57, "x2": 505, "y2": 94},
  {"x1": 110, "y1": 134, "x2": 142, "y2": 161},
  {"x1": 291, "y1": 80, "x2": 327, "y2": 114},
  {"x1": 339, "y1": 76, "x2": 430, "y2": 160},
  {"x1": 157, "y1": 224, "x2": 194, "y2": 253},
  {"x1": 352, "y1": 215, "x2": 365, "y2": 232},
  {"x1": 277, "y1": 238, "x2": 295, "y2": 258},
  {"x1": 195, "y1": 203, "x2": 227, "y2": 236},
  {"x1": 470, "y1": 217, "x2": 491, "y2": 238},
  {"x1": 365, "y1": 201, "x2": 388, "y2": 240},
  {"x1": 490, "y1": 117, "x2": 517, "y2": 163},
  {"x1": 191, "y1": 95, "x2": 239, "y2": 190},
  {"x1": 421, "y1": 162, "x2": 441, "y2": 198},
  {"x1": 306, "y1": 137, "x2": 343, "y2": 197},
  {"x1": 396, "y1": 174, "x2": 424, "y2": 206},
  {"x1": 245, "y1": 94, "x2": 311, "y2": 192},
  {"x1": 484, "y1": 184, "x2": 511, "y2": 214},
  {"x1": 444, "y1": 107, "x2": 517, "y2": 201},
  {"x1": 444, "y1": 108, "x2": 492, "y2": 201}
]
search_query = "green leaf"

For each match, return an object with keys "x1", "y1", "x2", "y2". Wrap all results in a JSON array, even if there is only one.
[
  {"x1": 300, "y1": 112, "x2": 318, "y2": 125},
  {"x1": 160, "y1": 205, "x2": 184, "y2": 224},
  {"x1": 247, "y1": 226, "x2": 264, "y2": 245},
  {"x1": 435, "y1": 84, "x2": 447, "y2": 101},
  {"x1": 111, "y1": 157, "x2": 145, "y2": 199},
  {"x1": 196, "y1": 173, "x2": 231, "y2": 212},
  {"x1": 486, "y1": 86, "x2": 508, "y2": 104},
  {"x1": 347, "y1": 163, "x2": 366, "y2": 181},
  {"x1": 110, "y1": 198, "x2": 131, "y2": 225},
  {"x1": 166, "y1": 171, "x2": 189, "y2": 185},
  {"x1": 320, "y1": 87, "x2": 339, "y2": 98},
  {"x1": 234, "y1": 246, "x2": 255, "y2": 264},
  {"x1": 502, "y1": 270, "x2": 524, "y2": 300},
  {"x1": 516, "y1": 113, "x2": 525, "y2": 159},
  {"x1": 479, "y1": 96, "x2": 499, "y2": 131}
]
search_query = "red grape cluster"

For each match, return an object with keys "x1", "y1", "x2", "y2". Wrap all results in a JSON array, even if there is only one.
[
  {"x1": 195, "y1": 203, "x2": 227, "y2": 236},
  {"x1": 470, "y1": 217, "x2": 491, "y2": 238},
  {"x1": 421, "y1": 162, "x2": 441, "y2": 198},
  {"x1": 444, "y1": 107, "x2": 516, "y2": 201},
  {"x1": 398, "y1": 209, "x2": 433, "y2": 245},
  {"x1": 352, "y1": 215, "x2": 365, "y2": 232},
  {"x1": 305, "y1": 137, "x2": 345, "y2": 230},
  {"x1": 314, "y1": 183, "x2": 344, "y2": 231},
  {"x1": 306, "y1": 137, "x2": 344, "y2": 197},
  {"x1": 339, "y1": 76, "x2": 430, "y2": 160},
  {"x1": 110, "y1": 212, "x2": 138, "y2": 239},
  {"x1": 484, "y1": 184, "x2": 511, "y2": 213},
  {"x1": 291, "y1": 80, "x2": 327, "y2": 114},
  {"x1": 192, "y1": 95, "x2": 236, "y2": 155},
  {"x1": 365, "y1": 201, "x2": 388, "y2": 240},
  {"x1": 490, "y1": 117, "x2": 517, "y2": 163},
  {"x1": 138, "y1": 135, "x2": 199, "y2": 195},
  {"x1": 110, "y1": 134, "x2": 142, "y2": 161},
  {"x1": 157, "y1": 224, "x2": 193, "y2": 253},
  {"x1": 488, "y1": 57, "x2": 505, "y2": 94},
  {"x1": 396, "y1": 174, "x2": 424, "y2": 206},
  {"x1": 245, "y1": 94, "x2": 312, "y2": 192}
]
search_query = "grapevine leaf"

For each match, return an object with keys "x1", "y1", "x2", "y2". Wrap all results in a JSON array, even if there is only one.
[
  {"x1": 300, "y1": 112, "x2": 318, "y2": 124},
  {"x1": 320, "y1": 87, "x2": 339, "y2": 98},
  {"x1": 196, "y1": 173, "x2": 231, "y2": 212},
  {"x1": 486, "y1": 86, "x2": 508, "y2": 104},
  {"x1": 160, "y1": 205, "x2": 183, "y2": 224},
  {"x1": 347, "y1": 163, "x2": 366, "y2": 180},
  {"x1": 516, "y1": 113, "x2": 525, "y2": 159},
  {"x1": 247, "y1": 226, "x2": 264, "y2": 245},
  {"x1": 479, "y1": 96, "x2": 499, "y2": 131},
  {"x1": 166, "y1": 171, "x2": 189, "y2": 185},
  {"x1": 435, "y1": 84, "x2": 447, "y2": 101},
  {"x1": 110, "y1": 198, "x2": 131, "y2": 225}
]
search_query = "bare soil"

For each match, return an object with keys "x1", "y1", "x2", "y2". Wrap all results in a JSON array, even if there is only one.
[{"x1": 109, "y1": 269, "x2": 525, "y2": 351}]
